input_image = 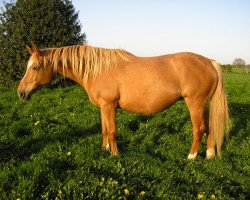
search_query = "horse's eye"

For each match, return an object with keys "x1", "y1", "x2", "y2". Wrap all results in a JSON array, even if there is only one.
[{"x1": 33, "y1": 66, "x2": 40, "y2": 71}]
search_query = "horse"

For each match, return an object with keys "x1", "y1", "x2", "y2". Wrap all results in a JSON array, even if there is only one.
[{"x1": 17, "y1": 44, "x2": 231, "y2": 159}]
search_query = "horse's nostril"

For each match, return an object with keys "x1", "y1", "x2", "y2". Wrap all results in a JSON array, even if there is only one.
[{"x1": 18, "y1": 91, "x2": 25, "y2": 99}]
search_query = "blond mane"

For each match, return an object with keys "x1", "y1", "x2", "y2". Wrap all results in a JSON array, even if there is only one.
[{"x1": 42, "y1": 45, "x2": 130, "y2": 82}]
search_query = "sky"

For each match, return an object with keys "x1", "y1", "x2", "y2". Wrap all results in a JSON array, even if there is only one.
[
  {"x1": 71, "y1": 0, "x2": 250, "y2": 64},
  {"x1": 1, "y1": 0, "x2": 250, "y2": 64}
]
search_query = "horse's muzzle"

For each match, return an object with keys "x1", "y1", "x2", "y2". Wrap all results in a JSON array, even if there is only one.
[{"x1": 17, "y1": 90, "x2": 28, "y2": 101}]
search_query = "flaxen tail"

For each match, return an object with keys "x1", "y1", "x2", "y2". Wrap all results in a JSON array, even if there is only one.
[{"x1": 209, "y1": 60, "x2": 231, "y2": 157}]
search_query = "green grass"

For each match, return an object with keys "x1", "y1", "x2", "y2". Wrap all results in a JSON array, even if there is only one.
[
  {"x1": 0, "y1": 73, "x2": 249, "y2": 199},
  {"x1": 231, "y1": 67, "x2": 249, "y2": 74}
]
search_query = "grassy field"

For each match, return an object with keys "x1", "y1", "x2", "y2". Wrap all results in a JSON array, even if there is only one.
[{"x1": 0, "y1": 73, "x2": 249, "y2": 200}]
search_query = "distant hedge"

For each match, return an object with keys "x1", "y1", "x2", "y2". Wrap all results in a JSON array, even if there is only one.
[
  {"x1": 0, "y1": 0, "x2": 86, "y2": 86},
  {"x1": 221, "y1": 64, "x2": 234, "y2": 73},
  {"x1": 221, "y1": 65, "x2": 250, "y2": 74}
]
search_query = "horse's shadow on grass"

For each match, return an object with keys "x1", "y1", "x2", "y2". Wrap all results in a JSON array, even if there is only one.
[
  {"x1": 118, "y1": 113, "x2": 190, "y2": 157},
  {"x1": 119, "y1": 102, "x2": 249, "y2": 159},
  {"x1": 0, "y1": 122, "x2": 101, "y2": 163}
]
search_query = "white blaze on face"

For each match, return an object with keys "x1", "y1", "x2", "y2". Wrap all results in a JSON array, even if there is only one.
[
  {"x1": 19, "y1": 57, "x2": 35, "y2": 84},
  {"x1": 27, "y1": 58, "x2": 34, "y2": 69}
]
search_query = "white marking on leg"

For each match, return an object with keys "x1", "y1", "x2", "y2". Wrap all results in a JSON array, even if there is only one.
[
  {"x1": 206, "y1": 149, "x2": 215, "y2": 160},
  {"x1": 105, "y1": 143, "x2": 110, "y2": 151},
  {"x1": 188, "y1": 152, "x2": 197, "y2": 160}
]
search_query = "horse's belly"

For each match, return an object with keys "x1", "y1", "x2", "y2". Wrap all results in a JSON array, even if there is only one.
[
  {"x1": 119, "y1": 89, "x2": 181, "y2": 114},
  {"x1": 115, "y1": 60, "x2": 181, "y2": 114}
]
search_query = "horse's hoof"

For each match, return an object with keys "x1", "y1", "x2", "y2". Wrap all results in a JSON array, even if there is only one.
[
  {"x1": 111, "y1": 152, "x2": 119, "y2": 157},
  {"x1": 187, "y1": 152, "x2": 197, "y2": 160},
  {"x1": 111, "y1": 149, "x2": 119, "y2": 157},
  {"x1": 206, "y1": 149, "x2": 215, "y2": 160},
  {"x1": 105, "y1": 143, "x2": 110, "y2": 151}
]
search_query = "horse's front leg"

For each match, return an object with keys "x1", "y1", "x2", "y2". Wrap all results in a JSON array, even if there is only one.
[
  {"x1": 100, "y1": 103, "x2": 118, "y2": 156},
  {"x1": 101, "y1": 115, "x2": 110, "y2": 151}
]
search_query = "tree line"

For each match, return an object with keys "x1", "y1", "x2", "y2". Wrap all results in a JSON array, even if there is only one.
[{"x1": 222, "y1": 58, "x2": 249, "y2": 73}]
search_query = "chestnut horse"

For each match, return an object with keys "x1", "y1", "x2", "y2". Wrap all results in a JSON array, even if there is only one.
[{"x1": 18, "y1": 45, "x2": 231, "y2": 159}]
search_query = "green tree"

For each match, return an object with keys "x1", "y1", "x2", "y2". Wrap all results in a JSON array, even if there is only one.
[
  {"x1": 0, "y1": 0, "x2": 86, "y2": 86},
  {"x1": 233, "y1": 58, "x2": 246, "y2": 68}
]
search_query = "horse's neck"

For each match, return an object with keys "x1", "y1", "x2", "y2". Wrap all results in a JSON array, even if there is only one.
[{"x1": 56, "y1": 65, "x2": 85, "y2": 87}]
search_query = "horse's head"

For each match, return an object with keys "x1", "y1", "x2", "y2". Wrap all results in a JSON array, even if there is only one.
[{"x1": 17, "y1": 45, "x2": 53, "y2": 101}]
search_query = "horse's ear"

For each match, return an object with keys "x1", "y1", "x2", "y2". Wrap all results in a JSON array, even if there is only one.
[
  {"x1": 31, "y1": 44, "x2": 41, "y2": 56},
  {"x1": 26, "y1": 45, "x2": 33, "y2": 54}
]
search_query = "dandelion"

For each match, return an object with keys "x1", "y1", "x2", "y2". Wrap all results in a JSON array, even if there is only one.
[
  {"x1": 124, "y1": 188, "x2": 129, "y2": 196},
  {"x1": 16, "y1": 198, "x2": 21, "y2": 200},
  {"x1": 58, "y1": 189, "x2": 62, "y2": 195},
  {"x1": 34, "y1": 120, "x2": 40, "y2": 126},
  {"x1": 210, "y1": 194, "x2": 216, "y2": 199},
  {"x1": 66, "y1": 151, "x2": 72, "y2": 156},
  {"x1": 140, "y1": 191, "x2": 146, "y2": 196},
  {"x1": 198, "y1": 193, "x2": 204, "y2": 199}
]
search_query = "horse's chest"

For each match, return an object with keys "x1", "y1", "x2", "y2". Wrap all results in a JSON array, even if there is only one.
[{"x1": 85, "y1": 85, "x2": 120, "y2": 107}]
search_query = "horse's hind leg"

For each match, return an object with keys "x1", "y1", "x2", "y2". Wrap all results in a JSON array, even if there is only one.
[
  {"x1": 185, "y1": 99, "x2": 206, "y2": 159},
  {"x1": 204, "y1": 110, "x2": 215, "y2": 159}
]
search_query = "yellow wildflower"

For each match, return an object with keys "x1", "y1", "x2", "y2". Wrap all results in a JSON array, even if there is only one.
[
  {"x1": 210, "y1": 194, "x2": 216, "y2": 199},
  {"x1": 198, "y1": 193, "x2": 204, "y2": 199},
  {"x1": 66, "y1": 151, "x2": 72, "y2": 156},
  {"x1": 140, "y1": 191, "x2": 146, "y2": 196},
  {"x1": 58, "y1": 189, "x2": 62, "y2": 195},
  {"x1": 34, "y1": 121, "x2": 40, "y2": 126},
  {"x1": 124, "y1": 188, "x2": 129, "y2": 196}
]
